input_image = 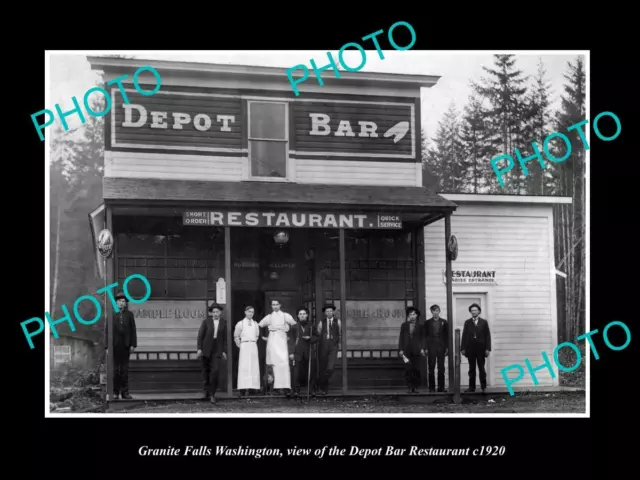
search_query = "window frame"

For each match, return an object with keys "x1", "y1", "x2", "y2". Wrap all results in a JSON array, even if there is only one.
[{"x1": 247, "y1": 100, "x2": 290, "y2": 182}]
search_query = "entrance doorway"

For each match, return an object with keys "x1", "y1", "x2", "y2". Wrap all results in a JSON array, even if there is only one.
[
  {"x1": 453, "y1": 293, "x2": 491, "y2": 387},
  {"x1": 229, "y1": 228, "x2": 317, "y2": 391}
]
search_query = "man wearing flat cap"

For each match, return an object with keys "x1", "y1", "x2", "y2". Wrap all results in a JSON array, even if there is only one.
[
  {"x1": 398, "y1": 306, "x2": 425, "y2": 393},
  {"x1": 104, "y1": 291, "x2": 137, "y2": 400},
  {"x1": 424, "y1": 304, "x2": 449, "y2": 392},
  {"x1": 197, "y1": 303, "x2": 228, "y2": 403},
  {"x1": 316, "y1": 304, "x2": 341, "y2": 395}
]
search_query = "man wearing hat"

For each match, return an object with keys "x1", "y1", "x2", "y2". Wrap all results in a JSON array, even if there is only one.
[
  {"x1": 424, "y1": 304, "x2": 449, "y2": 392},
  {"x1": 197, "y1": 303, "x2": 228, "y2": 403},
  {"x1": 398, "y1": 306, "x2": 425, "y2": 393},
  {"x1": 316, "y1": 304, "x2": 341, "y2": 395},
  {"x1": 288, "y1": 307, "x2": 319, "y2": 398},
  {"x1": 461, "y1": 303, "x2": 491, "y2": 393},
  {"x1": 104, "y1": 291, "x2": 137, "y2": 400}
]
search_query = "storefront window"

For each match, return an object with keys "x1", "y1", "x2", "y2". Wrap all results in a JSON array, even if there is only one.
[
  {"x1": 114, "y1": 215, "x2": 224, "y2": 299},
  {"x1": 345, "y1": 230, "x2": 414, "y2": 300}
]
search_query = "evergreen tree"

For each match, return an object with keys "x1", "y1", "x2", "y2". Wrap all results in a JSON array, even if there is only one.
[
  {"x1": 421, "y1": 129, "x2": 439, "y2": 190},
  {"x1": 49, "y1": 76, "x2": 106, "y2": 340},
  {"x1": 460, "y1": 94, "x2": 490, "y2": 193},
  {"x1": 523, "y1": 59, "x2": 554, "y2": 195},
  {"x1": 473, "y1": 54, "x2": 531, "y2": 194},
  {"x1": 552, "y1": 57, "x2": 586, "y2": 342},
  {"x1": 426, "y1": 104, "x2": 465, "y2": 193}
]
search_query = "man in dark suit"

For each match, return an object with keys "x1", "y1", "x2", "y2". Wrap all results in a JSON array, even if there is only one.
[
  {"x1": 288, "y1": 307, "x2": 319, "y2": 398},
  {"x1": 398, "y1": 307, "x2": 426, "y2": 393},
  {"x1": 197, "y1": 303, "x2": 228, "y2": 403},
  {"x1": 317, "y1": 304, "x2": 341, "y2": 395},
  {"x1": 104, "y1": 291, "x2": 137, "y2": 400},
  {"x1": 461, "y1": 303, "x2": 491, "y2": 393},
  {"x1": 424, "y1": 304, "x2": 449, "y2": 393}
]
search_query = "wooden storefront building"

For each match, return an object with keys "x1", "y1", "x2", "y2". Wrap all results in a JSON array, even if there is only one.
[{"x1": 88, "y1": 56, "x2": 566, "y2": 396}]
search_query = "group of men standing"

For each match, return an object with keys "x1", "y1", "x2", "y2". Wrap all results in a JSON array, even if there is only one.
[
  {"x1": 399, "y1": 303, "x2": 492, "y2": 393},
  {"x1": 104, "y1": 293, "x2": 492, "y2": 402},
  {"x1": 196, "y1": 299, "x2": 342, "y2": 403}
]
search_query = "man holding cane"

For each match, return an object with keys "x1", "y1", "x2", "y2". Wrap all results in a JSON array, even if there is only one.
[{"x1": 288, "y1": 307, "x2": 319, "y2": 398}]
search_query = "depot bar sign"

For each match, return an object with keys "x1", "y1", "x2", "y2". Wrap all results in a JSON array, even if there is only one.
[{"x1": 183, "y1": 211, "x2": 403, "y2": 229}]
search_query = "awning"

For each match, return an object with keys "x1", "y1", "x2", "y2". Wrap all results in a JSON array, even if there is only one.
[{"x1": 103, "y1": 178, "x2": 457, "y2": 216}]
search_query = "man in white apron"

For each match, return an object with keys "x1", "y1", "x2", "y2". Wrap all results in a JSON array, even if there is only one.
[
  {"x1": 234, "y1": 306, "x2": 261, "y2": 396},
  {"x1": 258, "y1": 299, "x2": 296, "y2": 393}
]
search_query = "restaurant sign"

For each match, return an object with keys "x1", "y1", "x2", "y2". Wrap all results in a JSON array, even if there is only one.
[
  {"x1": 183, "y1": 211, "x2": 403, "y2": 229},
  {"x1": 443, "y1": 269, "x2": 497, "y2": 285}
]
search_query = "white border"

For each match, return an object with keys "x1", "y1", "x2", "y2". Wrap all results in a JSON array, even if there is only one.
[{"x1": 45, "y1": 50, "x2": 589, "y2": 418}]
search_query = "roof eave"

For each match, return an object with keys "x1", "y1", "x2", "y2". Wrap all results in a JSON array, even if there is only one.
[{"x1": 86, "y1": 56, "x2": 441, "y2": 90}]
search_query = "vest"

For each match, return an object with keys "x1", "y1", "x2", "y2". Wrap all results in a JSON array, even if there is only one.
[{"x1": 322, "y1": 317, "x2": 340, "y2": 343}]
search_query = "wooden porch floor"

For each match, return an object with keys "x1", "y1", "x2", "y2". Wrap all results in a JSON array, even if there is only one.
[{"x1": 109, "y1": 385, "x2": 582, "y2": 403}]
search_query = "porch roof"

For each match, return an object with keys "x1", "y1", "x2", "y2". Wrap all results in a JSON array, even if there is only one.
[{"x1": 103, "y1": 177, "x2": 458, "y2": 215}]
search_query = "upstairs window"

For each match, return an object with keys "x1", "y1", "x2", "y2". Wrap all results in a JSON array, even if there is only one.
[{"x1": 248, "y1": 101, "x2": 289, "y2": 181}]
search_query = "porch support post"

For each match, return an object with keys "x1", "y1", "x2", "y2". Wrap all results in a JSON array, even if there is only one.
[
  {"x1": 444, "y1": 213, "x2": 455, "y2": 391},
  {"x1": 225, "y1": 226, "x2": 233, "y2": 396},
  {"x1": 339, "y1": 228, "x2": 348, "y2": 394},
  {"x1": 106, "y1": 205, "x2": 114, "y2": 402},
  {"x1": 414, "y1": 227, "x2": 428, "y2": 387}
]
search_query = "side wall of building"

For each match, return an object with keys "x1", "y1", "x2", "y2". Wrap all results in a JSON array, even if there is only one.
[{"x1": 424, "y1": 203, "x2": 559, "y2": 388}]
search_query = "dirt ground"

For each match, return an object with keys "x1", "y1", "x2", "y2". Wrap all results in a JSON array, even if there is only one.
[{"x1": 116, "y1": 391, "x2": 585, "y2": 414}]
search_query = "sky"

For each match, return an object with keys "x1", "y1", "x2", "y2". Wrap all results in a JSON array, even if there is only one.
[{"x1": 48, "y1": 51, "x2": 585, "y2": 141}]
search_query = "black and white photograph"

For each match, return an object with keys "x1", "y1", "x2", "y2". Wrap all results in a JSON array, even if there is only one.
[{"x1": 45, "y1": 50, "x2": 588, "y2": 417}]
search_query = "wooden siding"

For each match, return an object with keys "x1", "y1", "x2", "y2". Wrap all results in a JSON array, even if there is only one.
[
  {"x1": 105, "y1": 151, "x2": 244, "y2": 181},
  {"x1": 295, "y1": 159, "x2": 418, "y2": 186},
  {"x1": 105, "y1": 86, "x2": 421, "y2": 185},
  {"x1": 424, "y1": 204, "x2": 559, "y2": 388},
  {"x1": 291, "y1": 101, "x2": 414, "y2": 158},
  {"x1": 105, "y1": 152, "x2": 421, "y2": 186}
]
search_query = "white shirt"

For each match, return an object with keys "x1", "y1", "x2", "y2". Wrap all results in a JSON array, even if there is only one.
[
  {"x1": 473, "y1": 317, "x2": 478, "y2": 326},
  {"x1": 213, "y1": 319, "x2": 219, "y2": 339}
]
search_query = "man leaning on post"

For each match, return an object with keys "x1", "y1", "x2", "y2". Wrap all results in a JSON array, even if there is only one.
[
  {"x1": 104, "y1": 291, "x2": 137, "y2": 400},
  {"x1": 460, "y1": 303, "x2": 491, "y2": 393}
]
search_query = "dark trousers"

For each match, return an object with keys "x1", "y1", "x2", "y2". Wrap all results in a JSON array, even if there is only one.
[
  {"x1": 404, "y1": 354, "x2": 421, "y2": 388},
  {"x1": 319, "y1": 343, "x2": 338, "y2": 391},
  {"x1": 201, "y1": 344, "x2": 221, "y2": 395},
  {"x1": 293, "y1": 355, "x2": 316, "y2": 393},
  {"x1": 427, "y1": 346, "x2": 446, "y2": 390},
  {"x1": 113, "y1": 347, "x2": 130, "y2": 395},
  {"x1": 467, "y1": 344, "x2": 487, "y2": 390},
  {"x1": 258, "y1": 340, "x2": 267, "y2": 392}
]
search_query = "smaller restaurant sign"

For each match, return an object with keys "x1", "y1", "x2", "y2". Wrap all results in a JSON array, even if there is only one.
[
  {"x1": 183, "y1": 211, "x2": 403, "y2": 229},
  {"x1": 443, "y1": 269, "x2": 498, "y2": 285}
]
